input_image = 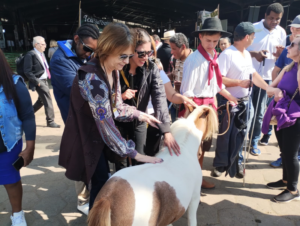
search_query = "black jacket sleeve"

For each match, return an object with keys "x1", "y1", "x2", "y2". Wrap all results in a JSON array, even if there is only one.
[
  {"x1": 15, "y1": 79, "x2": 36, "y2": 140},
  {"x1": 150, "y1": 65, "x2": 171, "y2": 134},
  {"x1": 24, "y1": 52, "x2": 40, "y2": 86}
]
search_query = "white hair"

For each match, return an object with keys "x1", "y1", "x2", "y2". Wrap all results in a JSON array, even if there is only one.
[{"x1": 32, "y1": 36, "x2": 45, "y2": 47}]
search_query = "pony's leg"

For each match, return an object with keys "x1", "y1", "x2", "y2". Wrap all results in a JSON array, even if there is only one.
[{"x1": 187, "y1": 192, "x2": 200, "y2": 226}]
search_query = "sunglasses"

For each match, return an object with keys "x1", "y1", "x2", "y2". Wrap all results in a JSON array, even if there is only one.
[
  {"x1": 290, "y1": 42, "x2": 298, "y2": 48},
  {"x1": 135, "y1": 50, "x2": 154, "y2": 58},
  {"x1": 79, "y1": 38, "x2": 94, "y2": 53},
  {"x1": 119, "y1": 54, "x2": 134, "y2": 60}
]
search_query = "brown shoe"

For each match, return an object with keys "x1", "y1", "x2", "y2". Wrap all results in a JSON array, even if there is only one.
[{"x1": 201, "y1": 179, "x2": 215, "y2": 189}]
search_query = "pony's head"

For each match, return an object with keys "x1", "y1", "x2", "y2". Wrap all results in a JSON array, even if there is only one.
[
  {"x1": 183, "y1": 105, "x2": 218, "y2": 140},
  {"x1": 171, "y1": 105, "x2": 218, "y2": 146}
]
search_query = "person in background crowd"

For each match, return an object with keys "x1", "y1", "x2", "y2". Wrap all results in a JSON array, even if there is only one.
[
  {"x1": 265, "y1": 35, "x2": 300, "y2": 203},
  {"x1": 247, "y1": 3, "x2": 286, "y2": 156},
  {"x1": 216, "y1": 38, "x2": 232, "y2": 107},
  {"x1": 157, "y1": 30, "x2": 175, "y2": 74},
  {"x1": 180, "y1": 18, "x2": 238, "y2": 189},
  {"x1": 116, "y1": 28, "x2": 180, "y2": 169},
  {"x1": 144, "y1": 36, "x2": 197, "y2": 156},
  {"x1": 59, "y1": 23, "x2": 164, "y2": 210},
  {"x1": 168, "y1": 33, "x2": 193, "y2": 122},
  {"x1": 261, "y1": 14, "x2": 300, "y2": 148},
  {"x1": 24, "y1": 36, "x2": 60, "y2": 128},
  {"x1": 50, "y1": 24, "x2": 99, "y2": 215},
  {"x1": 48, "y1": 40, "x2": 58, "y2": 61},
  {"x1": 219, "y1": 37, "x2": 231, "y2": 52},
  {"x1": 152, "y1": 34, "x2": 162, "y2": 50},
  {"x1": 213, "y1": 22, "x2": 269, "y2": 178},
  {"x1": 0, "y1": 49, "x2": 36, "y2": 226}
]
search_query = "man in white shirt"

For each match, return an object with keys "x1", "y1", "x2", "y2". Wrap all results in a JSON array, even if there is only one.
[
  {"x1": 213, "y1": 22, "x2": 269, "y2": 178},
  {"x1": 180, "y1": 18, "x2": 238, "y2": 189},
  {"x1": 24, "y1": 36, "x2": 60, "y2": 128},
  {"x1": 247, "y1": 3, "x2": 286, "y2": 156}
]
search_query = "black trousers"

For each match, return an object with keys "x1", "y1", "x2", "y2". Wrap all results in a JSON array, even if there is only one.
[
  {"x1": 115, "y1": 121, "x2": 147, "y2": 170},
  {"x1": 145, "y1": 125, "x2": 162, "y2": 157},
  {"x1": 89, "y1": 152, "x2": 110, "y2": 210},
  {"x1": 33, "y1": 79, "x2": 55, "y2": 123},
  {"x1": 274, "y1": 118, "x2": 300, "y2": 191}
]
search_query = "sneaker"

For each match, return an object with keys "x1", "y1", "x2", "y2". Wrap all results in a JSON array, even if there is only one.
[
  {"x1": 270, "y1": 158, "x2": 282, "y2": 168},
  {"x1": 47, "y1": 122, "x2": 61, "y2": 128},
  {"x1": 77, "y1": 203, "x2": 89, "y2": 215},
  {"x1": 212, "y1": 167, "x2": 223, "y2": 177},
  {"x1": 10, "y1": 210, "x2": 27, "y2": 226},
  {"x1": 273, "y1": 189, "x2": 300, "y2": 203},
  {"x1": 259, "y1": 135, "x2": 270, "y2": 146},
  {"x1": 250, "y1": 146, "x2": 261, "y2": 156},
  {"x1": 267, "y1": 180, "x2": 287, "y2": 190},
  {"x1": 236, "y1": 164, "x2": 244, "y2": 178}
]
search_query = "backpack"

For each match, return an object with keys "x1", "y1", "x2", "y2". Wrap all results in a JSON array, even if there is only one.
[{"x1": 15, "y1": 53, "x2": 28, "y2": 81}]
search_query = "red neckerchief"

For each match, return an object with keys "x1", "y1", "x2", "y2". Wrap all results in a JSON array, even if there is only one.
[{"x1": 197, "y1": 44, "x2": 223, "y2": 90}]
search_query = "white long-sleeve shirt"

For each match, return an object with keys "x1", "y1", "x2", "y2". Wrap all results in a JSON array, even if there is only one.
[{"x1": 180, "y1": 50, "x2": 224, "y2": 98}]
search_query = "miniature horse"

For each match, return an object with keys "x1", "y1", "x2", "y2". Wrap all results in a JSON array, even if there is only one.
[{"x1": 88, "y1": 106, "x2": 218, "y2": 226}]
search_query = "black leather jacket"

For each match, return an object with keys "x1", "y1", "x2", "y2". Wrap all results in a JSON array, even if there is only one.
[{"x1": 119, "y1": 60, "x2": 170, "y2": 134}]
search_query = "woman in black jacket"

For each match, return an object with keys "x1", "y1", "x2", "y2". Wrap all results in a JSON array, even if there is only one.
[{"x1": 115, "y1": 28, "x2": 180, "y2": 167}]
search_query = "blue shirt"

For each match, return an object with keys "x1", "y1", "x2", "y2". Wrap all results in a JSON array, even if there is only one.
[{"x1": 275, "y1": 48, "x2": 293, "y2": 69}]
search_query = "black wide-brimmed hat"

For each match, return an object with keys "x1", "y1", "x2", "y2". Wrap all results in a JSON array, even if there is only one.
[{"x1": 192, "y1": 17, "x2": 232, "y2": 38}]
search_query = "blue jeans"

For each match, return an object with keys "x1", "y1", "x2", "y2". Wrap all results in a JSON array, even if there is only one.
[
  {"x1": 249, "y1": 80, "x2": 272, "y2": 147},
  {"x1": 170, "y1": 104, "x2": 177, "y2": 123},
  {"x1": 219, "y1": 97, "x2": 254, "y2": 165}
]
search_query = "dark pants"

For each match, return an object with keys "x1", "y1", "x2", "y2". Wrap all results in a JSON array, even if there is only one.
[
  {"x1": 115, "y1": 121, "x2": 147, "y2": 170},
  {"x1": 89, "y1": 152, "x2": 110, "y2": 210},
  {"x1": 274, "y1": 119, "x2": 300, "y2": 191},
  {"x1": 145, "y1": 125, "x2": 162, "y2": 157},
  {"x1": 33, "y1": 79, "x2": 55, "y2": 123}
]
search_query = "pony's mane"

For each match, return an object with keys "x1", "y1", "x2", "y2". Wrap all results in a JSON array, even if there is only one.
[{"x1": 170, "y1": 118, "x2": 202, "y2": 145}]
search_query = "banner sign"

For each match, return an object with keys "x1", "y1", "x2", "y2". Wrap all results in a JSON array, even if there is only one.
[{"x1": 81, "y1": 11, "x2": 112, "y2": 31}]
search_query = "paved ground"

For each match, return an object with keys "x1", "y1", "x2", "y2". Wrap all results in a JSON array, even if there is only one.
[{"x1": 0, "y1": 89, "x2": 300, "y2": 226}]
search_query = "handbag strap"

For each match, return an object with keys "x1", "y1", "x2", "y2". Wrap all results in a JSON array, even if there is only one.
[{"x1": 287, "y1": 87, "x2": 299, "y2": 109}]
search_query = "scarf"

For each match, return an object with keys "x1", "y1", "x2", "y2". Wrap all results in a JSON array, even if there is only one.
[{"x1": 197, "y1": 44, "x2": 223, "y2": 90}]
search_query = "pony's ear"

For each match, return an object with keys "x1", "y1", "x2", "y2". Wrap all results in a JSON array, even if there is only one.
[
  {"x1": 188, "y1": 106, "x2": 218, "y2": 140},
  {"x1": 183, "y1": 105, "x2": 196, "y2": 118}
]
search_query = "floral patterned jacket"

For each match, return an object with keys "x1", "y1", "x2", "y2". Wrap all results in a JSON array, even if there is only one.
[{"x1": 78, "y1": 67, "x2": 141, "y2": 158}]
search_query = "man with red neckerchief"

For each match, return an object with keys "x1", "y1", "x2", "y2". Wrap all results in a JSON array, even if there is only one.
[{"x1": 180, "y1": 18, "x2": 238, "y2": 189}]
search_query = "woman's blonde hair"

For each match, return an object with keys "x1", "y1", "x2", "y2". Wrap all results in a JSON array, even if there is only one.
[
  {"x1": 49, "y1": 40, "x2": 58, "y2": 48},
  {"x1": 285, "y1": 34, "x2": 300, "y2": 72},
  {"x1": 150, "y1": 36, "x2": 157, "y2": 58},
  {"x1": 95, "y1": 23, "x2": 134, "y2": 63}
]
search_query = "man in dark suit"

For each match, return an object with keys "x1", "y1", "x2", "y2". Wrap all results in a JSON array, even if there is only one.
[
  {"x1": 24, "y1": 36, "x2": 60, "y2": 128},
  {"x1": 157, "y1": 30, "x2": 175, "y2": 74}
]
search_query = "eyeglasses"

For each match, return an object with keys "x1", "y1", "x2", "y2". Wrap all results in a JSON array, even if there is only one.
[
  {"x1": 38, "y1": 43, "x2": 47, "y2": 46},
  {"x1": 119, "y1": 54, "x2": 134, "y2": 61},
  {"x1": 79, "y1": 38, "x2": 94, "y2": 53},
  {"x1": 290, "y1": 42, "x2": 298, "y2": 48},
  {"x1": 135, "y1": 50, "x2": 154, "y2": 58}
]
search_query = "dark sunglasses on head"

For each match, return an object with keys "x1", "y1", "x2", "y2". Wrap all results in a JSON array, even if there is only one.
[
  {"x1": 119, "y1": 54, "x2": 134, "y2": 60},
  {"x1": 79, "y1": 38, "x2": 94, "y2": 53},
  {"x1": 135, "y1": 50, "x2": 154, "y2": 58}
]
